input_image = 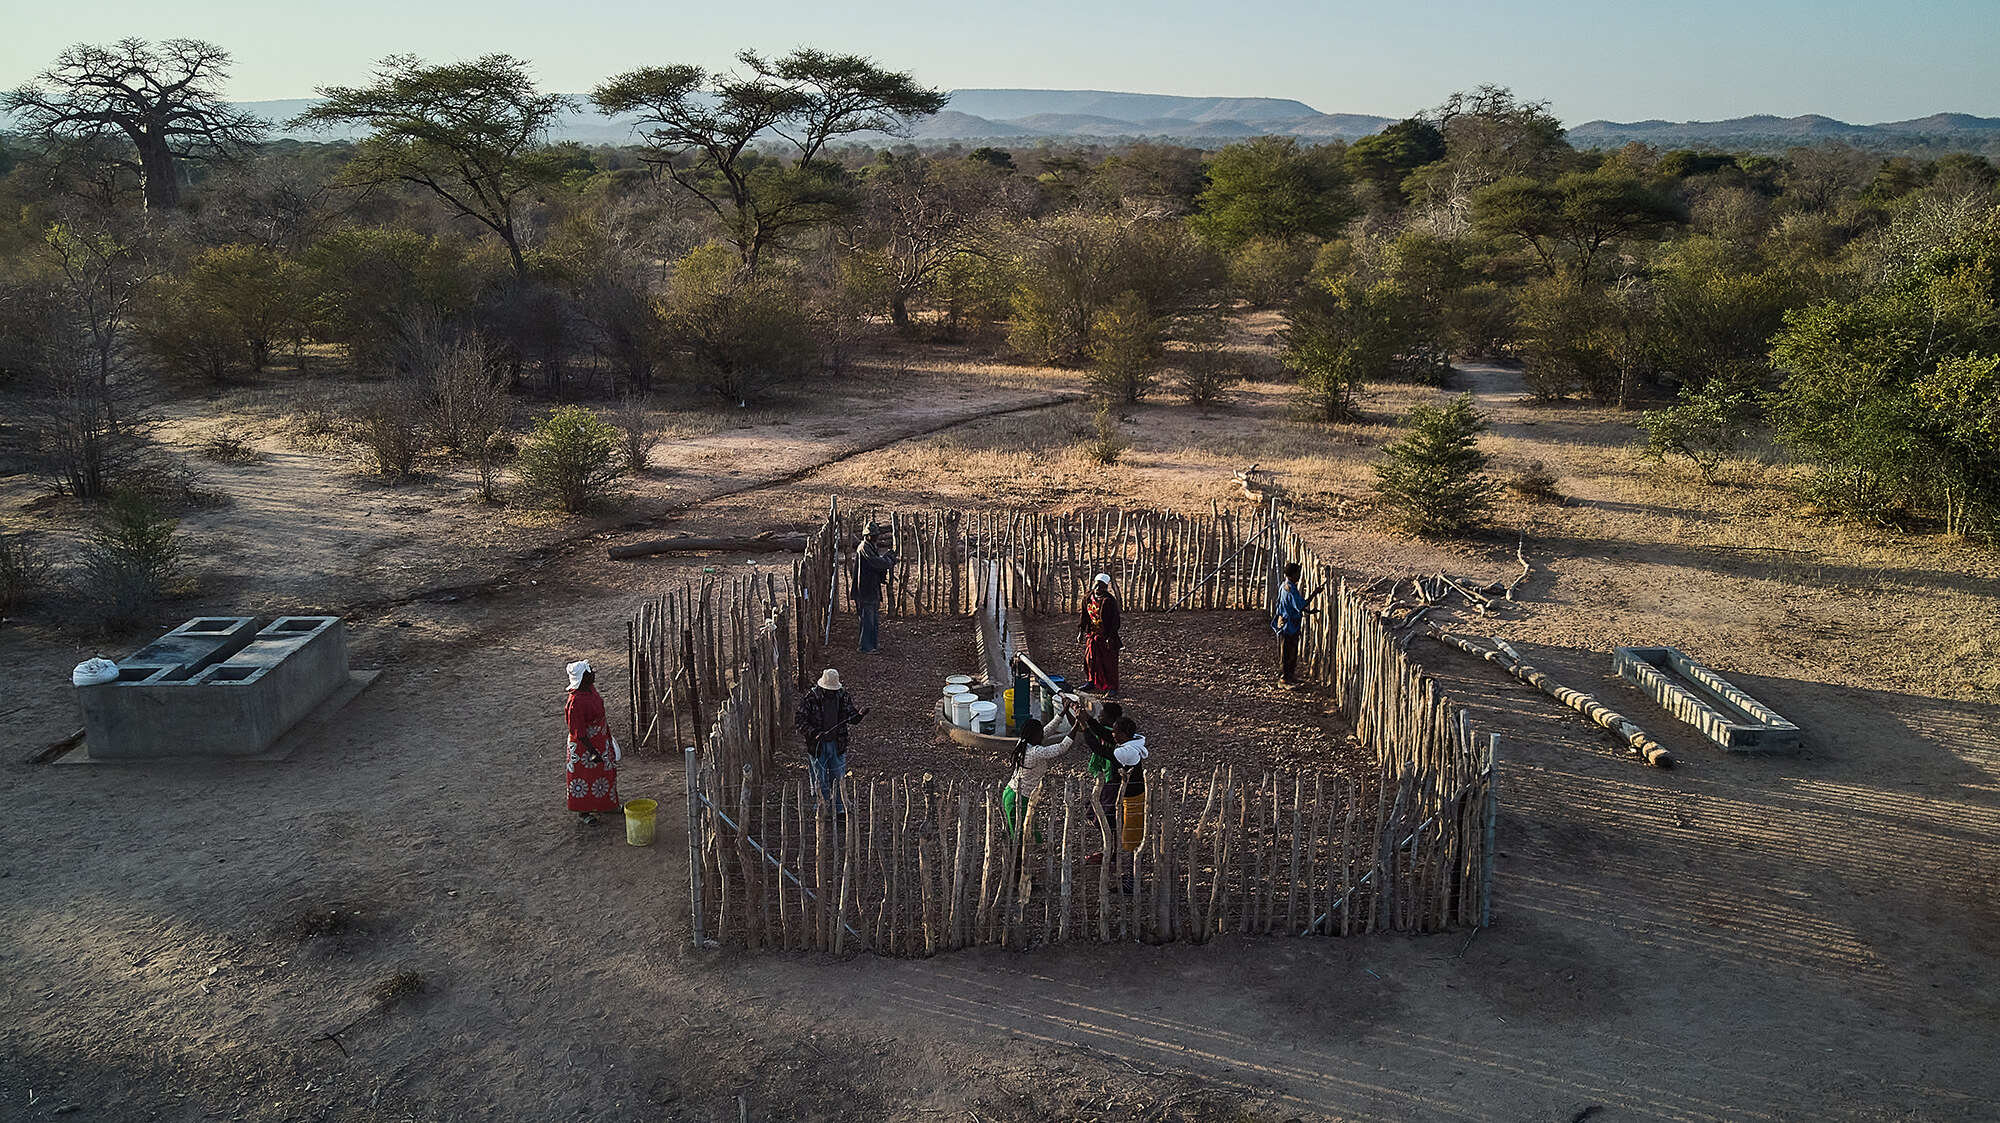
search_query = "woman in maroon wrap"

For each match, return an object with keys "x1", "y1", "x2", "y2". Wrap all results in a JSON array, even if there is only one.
[
  {"x1": 1077, "y1": 572, "x2": 1122, "y2": 695},
  {"x1": 564, "y1": 660, "x2": 620, "y2": 824}
]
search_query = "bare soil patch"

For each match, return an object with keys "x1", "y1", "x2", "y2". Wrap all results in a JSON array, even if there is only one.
[
  {"x1": 3, "y1": 345, "x2": 1998, "y2": 1121},
  {"x1": 800, "y1": 607, "x2": 1369, "y2": 790}
]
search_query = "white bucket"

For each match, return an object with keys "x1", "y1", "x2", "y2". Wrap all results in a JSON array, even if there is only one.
[
  {"x1": 945, "y1": 674, "x2": 974, "y2": 688},
  {"x1": 947, "y1": 691, "x2": 976, "y2": 727},
  {"x1": 968, "y1": 701, "x2": 998, "y2": 734}
]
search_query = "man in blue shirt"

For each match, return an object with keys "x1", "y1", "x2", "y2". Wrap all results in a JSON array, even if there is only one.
[{"x1": 1274, "y1": 562, "x2": 1312, "y2": 685}]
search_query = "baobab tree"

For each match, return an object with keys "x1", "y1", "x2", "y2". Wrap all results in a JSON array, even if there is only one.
[{"x1": 2, "y1": 38, "x2": 266, "y2": 212}]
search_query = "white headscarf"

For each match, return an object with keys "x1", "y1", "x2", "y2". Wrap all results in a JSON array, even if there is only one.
[
  {"x1": 566, "y1": 660, "x2": 592, "y2": 690},
  {"x1": 1094, "y1": 572, "x2": 1112, "y2": 588},
  {"x1": 1114, "y1": 735, "x2": 1148, "y2": 767}
]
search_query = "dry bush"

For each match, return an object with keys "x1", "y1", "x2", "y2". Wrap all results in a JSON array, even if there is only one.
[
  {"x1": 1506, "y1": 459, "x2": 1564, "y2": 503},
  {"x1": 372, "y1": 970, "x2": 425, "y2": 1009},
  {"x1": 425, "y1": 336, "x2": 510, "y2": 459},
  {"x1": 0, "y1": 533, "x2": 52, "y2": 626},
  {"x1": 350, "y1": 380, "x2": 431, "y2": 481},
  {"x1": 197, "y1": 426, "x2": 264, "y2": 464},
  {"x1": 613, "y1": 391, "x2": 669, "y2": 472}
]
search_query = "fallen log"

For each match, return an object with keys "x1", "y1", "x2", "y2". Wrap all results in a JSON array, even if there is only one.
[
  {"x1": 607, "y1": 533, "x2": 808, "y2": 560},
  {"x1": 1428, "y1": 630, "x2": 1674, "y2": 768}
]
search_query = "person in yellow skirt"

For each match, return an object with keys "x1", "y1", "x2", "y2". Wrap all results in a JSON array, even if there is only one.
[{"x1": 1111, "y1": 716, "x2": 1147, "y2": 893}]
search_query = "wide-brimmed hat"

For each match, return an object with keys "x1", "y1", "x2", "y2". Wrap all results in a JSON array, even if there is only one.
[
  {"x1": 566, "y1": 660, "x2": 592, "y2": 690},
  {"x1": 817, "y1": 668, "x2": 842, "y2": 690},
  {"x1": 1093, "y1": 572, "x2": 1112, "y2": 587}
]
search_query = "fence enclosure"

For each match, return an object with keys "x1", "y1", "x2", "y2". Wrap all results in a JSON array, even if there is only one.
[{"x1": 638, "y1": 501, "x2": 1497, "y2": 953}]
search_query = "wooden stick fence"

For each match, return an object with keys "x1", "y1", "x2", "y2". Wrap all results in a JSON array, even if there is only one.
[
  {"x1": 687, "y1": 759, "x2": 1489, "y2": 952},
  {"x1": 634, "y1": 504, "x2": 1272, "y2": 751},
  {"x1": 671, "y1": 502, "x2": 1498, "y2": 952}
]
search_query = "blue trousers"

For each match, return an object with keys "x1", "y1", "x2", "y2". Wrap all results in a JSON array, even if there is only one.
[
  {"x1": 858, "y1": 601, "x2": 881, "y2": 652},
  {"x1": 809, "y1": 741, "x2": 847, "y2": 813}
]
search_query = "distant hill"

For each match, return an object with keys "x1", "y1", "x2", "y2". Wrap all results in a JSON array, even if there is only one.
[
  {"x1": 944, "y1": 89, "x2": 1322, "y2": 123},
  {"x1": 220, "y1": 93, "x2": 2000, "y2": 151},
  {"x1": 1569, "y1": 113, "x2": 2000, "y2": 150}
]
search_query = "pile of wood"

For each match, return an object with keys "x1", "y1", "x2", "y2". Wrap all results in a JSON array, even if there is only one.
[{"x1": 1370, "y1": 542, "x2": 1534, "y2": 631}]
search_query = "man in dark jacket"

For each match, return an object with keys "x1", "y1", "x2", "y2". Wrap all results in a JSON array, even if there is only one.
[
  {"x1": 1274, "y1": 561, "x2": 1313, "y2": 685},
  {"x1": 853, "y1": 522, "x2": 897, "y2": 653},
  {"x1": 795, "y1": 668, "x2": 864, "y2": 812}
]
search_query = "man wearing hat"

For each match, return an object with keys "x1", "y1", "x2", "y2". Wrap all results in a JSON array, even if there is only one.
[
  {"x1": 794, "y1": 668, "x2": 865, "y2": 813},
  {"x1": 853, "y1": 522, "x2": 898, "y2": 653},
  {"x1": 1077, "y1": 572, "x2": 1122, "y2": 696}
]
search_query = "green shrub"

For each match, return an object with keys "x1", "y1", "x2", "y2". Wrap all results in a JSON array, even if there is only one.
[
  {"x1": 513, "y1": 405, "x2": 623, "y2": 513},
  {"x1": 1372, "y1": 394, "x2": 1495, "y2": 536},
  {"x1": 1638, "y1": 382, "x2": 1757, "y2": 480},
  {"x1": 1083, "y1": 403, "x2": 1129, "y2": 466},
  {"x1": 1086, "y1": 292, "x2": 1163, "y2": 403},
  {"x1": 81, "y1": 491, "x2": 184, "y2": 629}
]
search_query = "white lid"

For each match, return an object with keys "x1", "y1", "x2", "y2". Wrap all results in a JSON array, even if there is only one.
[
  {"x1": 968, "y1": 701, "x2": 997, "y2": 714},
  {"x1": 945, "y1": 674, "x2": 974, "y2": 685}
]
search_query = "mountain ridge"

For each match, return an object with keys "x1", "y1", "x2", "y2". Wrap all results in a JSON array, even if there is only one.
[{"x1": 220, "y1": 91, "x2": 2000, "y2": 149}]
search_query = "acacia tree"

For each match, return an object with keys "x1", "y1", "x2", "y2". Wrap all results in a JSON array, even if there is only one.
[
  {"x1": 293, "y1": 55, "x2": 576, "y2": 279},
  {"x1": 592, "y1": 49, "x2": 947, "y2": 271},
  {"x1": 2, "y1": 38, "x2": 267, "y2": 212},
  {"x1": 1472, "y1": 167, "x2": 1682, "y2": 284}
]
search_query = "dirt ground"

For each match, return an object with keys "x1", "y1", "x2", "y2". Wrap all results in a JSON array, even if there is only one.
[{"x1": 3, "y1": 334, "x2": 1999, "y2": 1122}]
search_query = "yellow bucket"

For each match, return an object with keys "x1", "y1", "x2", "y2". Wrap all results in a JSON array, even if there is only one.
[
  {"x1": 622, "y1": 799, "x2": 658, "y2": 846},
  {"x1": 1003, "y1": 688, "x2": 1016, "y2": 732}
]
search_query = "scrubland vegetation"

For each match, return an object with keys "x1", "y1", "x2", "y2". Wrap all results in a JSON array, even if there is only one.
[{"x1": 2, "y1": 41, "x2": 1998, "y2": 627}]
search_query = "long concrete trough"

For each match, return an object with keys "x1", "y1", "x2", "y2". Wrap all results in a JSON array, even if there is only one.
[
  {"x1": 78, "y1": 616, "x2": 350, "y2": 759},
  {"x1": 1612, "y1": 645, "x2": 1802, "y2": 753}
]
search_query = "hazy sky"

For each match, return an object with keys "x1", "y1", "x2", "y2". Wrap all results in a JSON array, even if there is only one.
[{"x1": 4, "y1": 0, "x2": 1994, "y2": 125}]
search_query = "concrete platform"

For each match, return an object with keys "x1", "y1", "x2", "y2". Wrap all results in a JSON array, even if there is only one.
[
  {"x1": 60, "y1": 670, "x2": 381, "y2": 765},
  {"x1": 76, "y1": 616, "x2": 352, "y2": 759},
  {"x1": 1613, "y1": 646, "x2": 1802, "y2": 753}
]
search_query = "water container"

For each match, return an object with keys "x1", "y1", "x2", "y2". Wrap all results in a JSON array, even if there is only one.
[{"x1": 969, "y1": 701, "x2": 998, "y2": 734}]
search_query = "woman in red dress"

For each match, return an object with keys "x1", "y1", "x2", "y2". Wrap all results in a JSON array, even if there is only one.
[
  {"x1": 564, "y1": 660, "x2": 620, "y2": 824},
  {"x1": 1078, "y1": 572, "x2": 1122, "y2": 695}
]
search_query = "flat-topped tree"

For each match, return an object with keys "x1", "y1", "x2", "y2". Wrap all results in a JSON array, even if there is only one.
[
  {"x1": 292, "y1": 55, "x2": 576, "y2": 280},
  {"x1": 2, "y1": 38, "x2": 267, "y2": 213},
  {"x1": 593, "y1": 49, "x2": 947, "y2": 271}
]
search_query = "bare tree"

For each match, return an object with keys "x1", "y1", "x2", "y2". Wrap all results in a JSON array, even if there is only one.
[{"x1": 2, "y1": 38, "x2": 266, "y2": 212}]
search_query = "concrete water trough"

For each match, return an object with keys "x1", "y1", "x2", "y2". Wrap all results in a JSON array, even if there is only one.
[
  {"x1": 1612, "y1": 645, "x2": 1802, "y2": 753},
  {"x1": 77, "y1": 616, "x2": 352, "y2": 759}
]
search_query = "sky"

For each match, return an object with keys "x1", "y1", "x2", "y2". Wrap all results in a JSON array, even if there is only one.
[{"x1": 3, "y1": 0, "x2": 1996, "y2": 126}]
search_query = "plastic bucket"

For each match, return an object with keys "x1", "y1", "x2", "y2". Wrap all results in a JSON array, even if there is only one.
[
  {"x1": 945, "y1": 674, "x2": 974, "y2": 688},
  {"x1": 1002, "y1": 689, "x2": 1016, "y2": 732},
  {"x1": 969, "y1": 701, "x2": 997, "y2": 734},
  {"x1": 623, "y1": 799, "x2": 658, "y2": 846},
  {"x1": 947, "y1": 691, "x2": 975, "y2": 727}
]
